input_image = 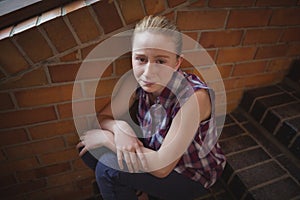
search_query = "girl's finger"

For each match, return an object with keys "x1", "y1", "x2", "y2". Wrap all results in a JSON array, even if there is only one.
[
  {"x1": 79, "y1": 147, "x2": 87, "y2": 157},
  {"x1": 129, "y1": 151, "x2": 139, "y2": 172},
  {"x1": 123, "y1": 149, "x2": 133, "y2": 173},
  {"x1": 76, "y1": 141, "x2": 85, "y2": 149},
  {"x1": 136, "y1": 147, "x2": 148, "y2": 171},
  {"x1": 117, "y1": 148, "x2": 124, "y2": 170}
]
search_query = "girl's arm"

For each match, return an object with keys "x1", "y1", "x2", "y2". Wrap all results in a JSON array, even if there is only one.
[
  {"x1": 139, "y1": 89, "x2": 211, "y2": 177},
  {"x1": 87, "y1": 74, "x2": 147, "y2": 172}
]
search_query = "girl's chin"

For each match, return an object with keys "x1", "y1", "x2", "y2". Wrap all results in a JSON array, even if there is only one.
[{"x1": 141, "y1": 85, "x2": 162, "y2": 94}]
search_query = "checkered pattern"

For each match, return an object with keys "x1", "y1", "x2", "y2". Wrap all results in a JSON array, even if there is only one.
[{"x1": 136, "y1": 70, "x2": 226, "y2": 188}]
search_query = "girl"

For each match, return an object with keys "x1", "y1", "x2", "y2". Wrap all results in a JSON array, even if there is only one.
[{"x1": 77, "y1": 15, "x2": 226, "y2": 200}]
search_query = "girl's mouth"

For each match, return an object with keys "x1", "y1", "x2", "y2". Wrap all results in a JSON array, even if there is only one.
[{"x1": 141, "y1": 80, "x2": 155, "y2": 86}]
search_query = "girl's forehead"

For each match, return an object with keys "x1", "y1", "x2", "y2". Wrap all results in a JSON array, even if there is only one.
[
  {"x1": 132, "y1": 31, "x2": 177, "y2": 54},
  {"x1": 132, "y1": 48, "x2": 176, "y2": 58}
]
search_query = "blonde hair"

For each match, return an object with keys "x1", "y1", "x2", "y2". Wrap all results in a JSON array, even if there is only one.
[{"x1": 133, "y1": 15, "x2": 182, "y2": 56}]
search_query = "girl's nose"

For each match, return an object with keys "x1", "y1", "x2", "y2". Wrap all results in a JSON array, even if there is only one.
[{"x1": 143, "y1": 62, "x2": 156, "y2": 78}]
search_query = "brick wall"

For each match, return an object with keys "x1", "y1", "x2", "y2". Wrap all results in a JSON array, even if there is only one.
[{"x1": 0, "y1": 0, "x2": 300, "y2": 199}]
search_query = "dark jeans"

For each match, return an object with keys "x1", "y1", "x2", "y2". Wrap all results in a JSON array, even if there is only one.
[{"x1": 81, "y1": 148, "x2": 208, "y2": 200}]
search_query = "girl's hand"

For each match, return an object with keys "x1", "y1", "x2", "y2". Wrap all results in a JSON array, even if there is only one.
[
  {"x1": 113, "y1": 121, "x2": 147, "y2": 172},
  {"x1": 76, "y1": 129, "x2": 111, "y2": 157}
]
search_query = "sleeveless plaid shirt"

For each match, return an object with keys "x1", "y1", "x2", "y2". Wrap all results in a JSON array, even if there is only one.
[{"x1": 136, "y1": 70, "x2": 226, "y2": 188}]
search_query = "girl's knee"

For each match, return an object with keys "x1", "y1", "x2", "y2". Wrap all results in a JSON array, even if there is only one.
[{"x1": 95, "y1": 161, "x2": 120, "y2": 184}]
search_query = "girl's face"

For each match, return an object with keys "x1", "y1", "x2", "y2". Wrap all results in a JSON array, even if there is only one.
[{"x1": 132, "y1": 31, "x2": 182, "y2": 97}]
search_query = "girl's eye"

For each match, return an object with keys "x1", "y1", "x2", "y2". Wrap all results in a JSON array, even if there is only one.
[
  {"x1": 156, "y1": 59, "x2": 166, "y2": 64},
  {"x1": 136, "y1": 57, "x2": 147, "y2": 63}
]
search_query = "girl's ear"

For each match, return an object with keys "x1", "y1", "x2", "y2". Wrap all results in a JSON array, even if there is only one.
[{"x1": 175, "y1": 54, "x2": 183, "y2": 70}]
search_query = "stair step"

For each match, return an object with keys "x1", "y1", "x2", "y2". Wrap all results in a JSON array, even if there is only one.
[{"x1": 220, "y1": 109, "x2": 300, "y2": 200}]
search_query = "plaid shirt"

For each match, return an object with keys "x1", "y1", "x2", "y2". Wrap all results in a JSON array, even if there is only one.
[{"x1": 136, "y1": 70, "x2": 226, "y2": 188}]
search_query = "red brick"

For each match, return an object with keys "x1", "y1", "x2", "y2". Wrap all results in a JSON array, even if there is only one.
[
  {"x1": 267, "y1": 59, "x2": 292, "y2": 72},
  {"x1": 6, "y1": 137, "x2": 65, "y2": 159},
  {"x1": 181, "y1": 58, "x2": 193, "y2": 69},
  {"x1": 184, "y1": 51, "x2": 216, "y2": 69},
  {"x1": 232, "y1": 61, "x2": 268, "y2": 76},
  {"x1": 16, "y1": 162, "x2": 71, "y2": 181},
  {"x1": 189, "y1": 0, "x2": 206, "y2": 7},
  {"x1": 181, "y1": 32, "x2": 200, "y2": 53},
  {"x1": 255, "y1": 44, "x2": 288, "y2": 59},
  {"x1": 1, "y1": 179, "x2": 47, "y2": 198},
  {"x1": 48, "y1": 63, "x2": 80, "y2": 82},
  {"x1": 84, "y1": 78, "x2": 118, "y2": 97},
  {"x1": 81, "y1": 43, "x2": 99, "y2": 59},
  {"x1": 218, "y1": 65, "x2": 233, "y2": 78},
  {"x1": 223, "y1": 77, "x2": 244, "y2": 90},
  {"x1": 15, "y1": 28, "x2": 53, "y2": 63},
  {"x1": 167, "y1": 0, "x2": 187, "y2": 7},
  {"x1": 209, "y1": 0, "x2": 254, "y2": 7},
  {"x1": 29, "y1": 120, "x2": 76, "y2": 140},
  {"x1": 287, "y1": 43, "x2": 300, "y2": 56},
  {"x1": 115, "y1": 57, "x2": 132, "y2": 75},
  {"x1": 0, "y1": 93, "x2": 14, "y2": 110},
  {"x1": 78, "y1": 61, "x2": 113, "y2": 80},
  {"x1": 57, "y1": 103, "x2": 73, "y2": 119},
  {"x1": 64, "y1": 100, "x2": 94, "y2": 115},
  {"x1": 65, "y1": 133, "x2": 80, "y2": 147},
  {"x1": 42, "y1": 18, "x2": 77, "y2": 53},
  {"x1": 182, "y1": 50, "x2": 217, "y2": 69},
  {"x1": 47, "y1": 169, "x2": 93, "y2": 187},
  {"x1": 40, "y1": 148, "x2": 78, "y2": 165},
  {"x1": 227, "y1": 9, "x2": 272, "y2": 28},
  {"x1": 0, "y1": 39, "x2": 29, "y2": 74},
  {"x1": 117, "y1": 0, "x2": 145, "y2": 24},
  {"x1": 184, "y1": 32, "x2": 198, "y2": 42},
  {"x1": 92, "y1": 0, "x2": 123, "y2": 33},
  {"x1": 60, "y1": 50, "x2": 80, "y2": 62},
  {"x1": 192, "y1": 66, "x2": 224, "y2": 83},
  {"x1": 243, "y1": 72, "x2": 284, "y2": 87},
  {"x1": 15, "y1": 84, "x2": 82, "y2": 107},
  {"x1": 0, "y1": 157, "x2": 39, "y2": 174},
  {"x1": 0, "y1": 129, "x2": 28, "y2": 146},
  {"x1": 243, "y1": 28, "x2": 282, "y2": 45},
  {"x1": 0, "y1": 106, "x2": 57, "y2": 129},
  {"x1": 256, "y1": 0, "x2": 298, "y2": 6},
  {"x1": 207, "y1": 50, "x2": 217, "y2": 61},
  {"x1": 67, "y1": 7, "x2": 101, "y2": 43},
  {"x1": 144, "y1": 0, "x2": 165, "y2": 15},
  {"x1": 164, "y1": 12, "x2": 175, "y2": 21},
  {"x1": 226, "y1": 89, "x2": 244, "y2": 103},
  {"x1": 177, "y1": 10, "x2": 227, "y2": 30},
  {"x1": 57, "y1": 97, "x2": 110, "y2": 119},
  {"x1": 73, "y1": 158, "x2": 89, "y2": 171},
  {"x1": 200, "y1": 30, "x2": 243, "y2": 48},
  {"x1": 270, "y1": 8, "x2": 300, "y2": 26},
  {"x1": 0, "y1": 68, "x2": 48, "y2": 90},
  {"x1": 217, "y1": 47, "x2": 256, "y2": 64},
  {"x1": 280, "y1": 27, "x2": 300, "y2": 42},
  {"x1": 96, "y1": 96, "x2": 111, "y2": 112}
]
